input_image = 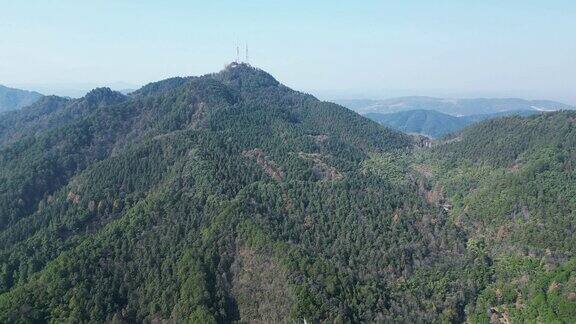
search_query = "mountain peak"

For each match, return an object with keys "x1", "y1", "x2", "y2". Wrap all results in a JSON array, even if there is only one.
[
  {"x1": 212, "y1": 62, "x2": 279, "y2": 89},
  {"x1": 83, "y1": 87, "x2": 127, "y2": 106}
]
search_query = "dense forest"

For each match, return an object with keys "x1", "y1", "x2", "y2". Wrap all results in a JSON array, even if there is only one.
[
  {"x1": 0, "y1": 63, "x2": 573, "y2": 323},
  {"x1": 415, "y1": 112, "x2": 576, "y2": 322}
]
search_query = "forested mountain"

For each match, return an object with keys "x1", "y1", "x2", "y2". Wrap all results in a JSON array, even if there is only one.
[
  {"x1": 0, "y1": 64, "x2": 574, "y2": 323},
  {"x1": 339, "y1": 96, "x2": 574, "y2": 116},
  {"x1": 366, "y1": 109, "x2": 538, "y2": 138},
  {"x1": 0, "y1": 63, "x2": 446, "y2": 323},
  {"x1": 0, "y1": 85, "x2": 43, "y2": 113},
  {"x1": 413, "y1": 111, "x2": 576, "y2": 322},
  {"x1": 366, "y1": 109, "x2": 466, "y2": 138}
]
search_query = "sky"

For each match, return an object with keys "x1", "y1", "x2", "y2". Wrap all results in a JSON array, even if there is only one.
[{"x1": 1, "y1": 0, "x2": 575, "y2": 103}]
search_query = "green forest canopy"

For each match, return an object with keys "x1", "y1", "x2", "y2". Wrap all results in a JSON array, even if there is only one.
[{"x1": 0, "y1": 63, "x2": 574, "y2": 323}]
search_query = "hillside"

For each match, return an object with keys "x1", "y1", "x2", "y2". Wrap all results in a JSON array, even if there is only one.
[
  {"x1": 367, "y1": 109, "x2": 538, "y2": 138},
  {"x1": 366, "y1": 109, "x2": 469, "y2": 138},
  {"x1": 0, "y1": 64, "x2": 467, "y2": 323},
  {"x1": 412, "y1": 111, "x2": 576, "y2": 322},
  {"x1": 338, "y1": 96, "x2": 573, "y2": 116},
  {"x1": 0, "y1": 85, "x2": 43, "y2": 113},
  {"x1": 0, "y1": 64, "x2": 574, "y2": 323}
]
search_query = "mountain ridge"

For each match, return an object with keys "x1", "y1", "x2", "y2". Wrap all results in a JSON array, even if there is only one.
[
  {"x1": 0, "y1": 85, "x2": 43, "y2": 113},
  {"x1": 338, "y1": 96, "x2": 574, "y2": 116},
  {"x1": 367, "y1": 109, "x2": 540, "y2": 138}
]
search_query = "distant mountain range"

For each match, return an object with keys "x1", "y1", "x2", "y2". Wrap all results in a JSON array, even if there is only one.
[
  {"x1": 338, "y1": 96, "x2": 574, "y2": 116},
  {"x1": 366, "y1": 109, "x2": 539, "y2": 138},
  {"x1": 0, "y1": 85, "x2": 43, "y2": 113},
  {"x1": 5, "y1": 82, "x2": 141, "y2": 99}
]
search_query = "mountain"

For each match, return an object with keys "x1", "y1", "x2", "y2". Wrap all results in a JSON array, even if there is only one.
[
  {"x1": 338, "y1": 96, "x2": 574, "y2": 116},
  {"x1": 366, "y1": 109, "x2": 469, "y2": 138},
  {"x1": 414, "y1": 112, "x2": 576, "y2": 322},
  {"x1": 6, "y1": 82, "x2": 142, "y2": 99},
  {"x1": 366, "y1": 109, "x2": 539, "y2": 138},
  {"x1": 0, "y1": 85, "x2": 43, "y2": 113},
  {"x1": 0, "y1": 63, "x2": 441, "y2": 323},
  {"x1": 0, "y1": 88, "x2": 127, "y2": 148},
  {"x1": 0, "y1": 64, "x2": 574, "y2": 323}
]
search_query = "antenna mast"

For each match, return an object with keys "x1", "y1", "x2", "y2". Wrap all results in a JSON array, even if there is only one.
[
  {"x1": 245, "y1": 43, "x2": 249, "y2": 64},
  {"x1": 236, "y1": 46, "x2": 240, "y2": 63}
]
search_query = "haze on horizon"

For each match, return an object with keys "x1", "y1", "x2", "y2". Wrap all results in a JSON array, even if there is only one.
[{"x1": 1, "y1": 0, "x2": 575, "y2": 103}]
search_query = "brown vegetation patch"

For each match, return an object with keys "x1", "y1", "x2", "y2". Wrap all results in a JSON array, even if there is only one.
[
  {"x1": 392, "y1": 211, "x2": 400, "y2": 224},
  {"x1": 308, "y1": 134, "x2": 329, "y2": 144},
  {"x1": 243, "y1": 149, "x2": 284, "y2": 181},
  {"x1": 298, "y1": 152, "x2": 342, "y2": 181},
  {"x1": 425, "y1": 184, "x2": 443, "y2": 205},
  {"x1": 548, "y1": 281, "x2": 561, "y2": 293},
  {"x1": 410, "y1": 134, "x2": 434, "y2": 148},
  {"x1": 190, "y1": 102, "x2": 207, "y2": 129},
  {"x1": 415, "y1": 179, "x2": 452, "y2": 212},
  {"x1": 414, "y1": 164, "x2": 434, "y2": 179},
  {"x1": 67, "y1": 191, "x2": 81, "y2": 204},
  {"x1": 230, "y1": 244, "x2": 294, "y2": 323},
  {"x1": 507, "y1": 162, "x2": 522, "y2": 173},
  {"x1": 440, "y1": 136, "x2": 463, "y2": 145},
  {"x1": 282, "y1": 192, "x2": 294, "y2": 212},
  {"x1": 495, "y1": 224, "x2": 513, "y2": 241}
]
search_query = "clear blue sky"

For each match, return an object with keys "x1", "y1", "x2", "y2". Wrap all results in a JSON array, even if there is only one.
[{"x1": 1, "y1": 0, "x2": 575, "y2": 103}]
